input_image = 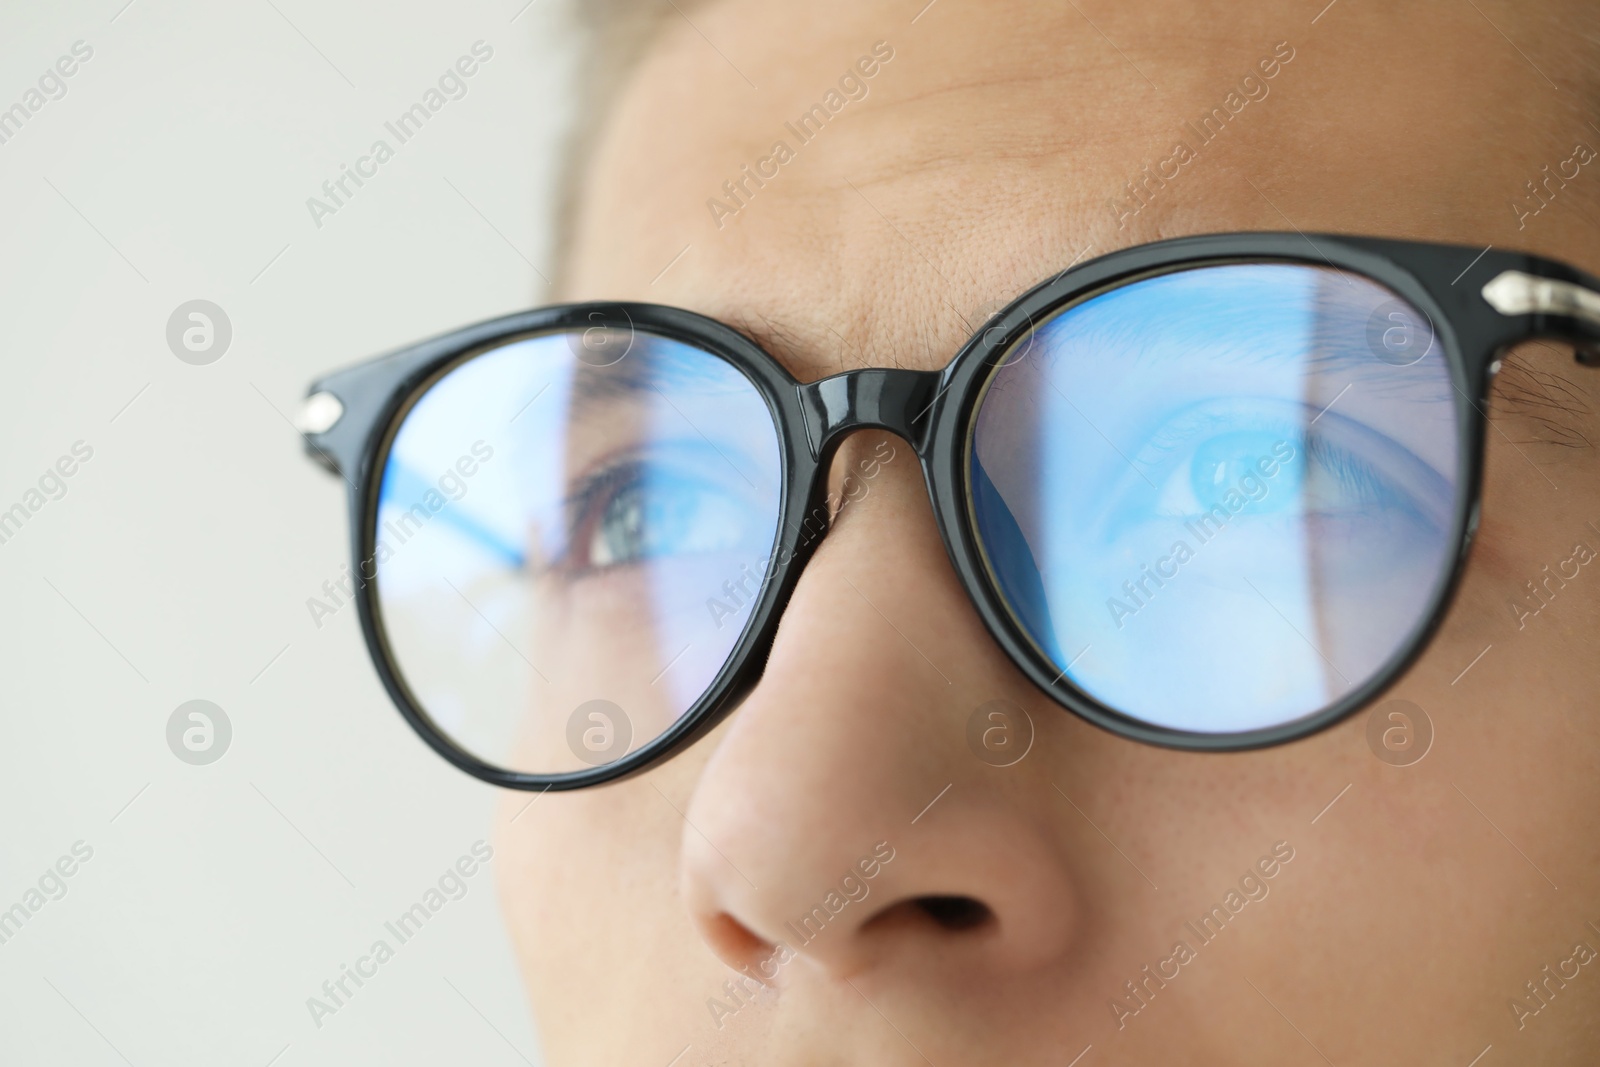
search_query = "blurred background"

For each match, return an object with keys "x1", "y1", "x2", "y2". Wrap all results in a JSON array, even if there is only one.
[{"x1": 0, "y1": 1, "x2": 575, "y2": 1061}]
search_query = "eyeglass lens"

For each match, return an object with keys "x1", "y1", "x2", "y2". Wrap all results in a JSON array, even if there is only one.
[
  {"x1": 969, "y1": 263, "x2": 1461, "y2": 735},
  {"x1": 373, "y1": 329, "x2": 785, "y2": 775}
]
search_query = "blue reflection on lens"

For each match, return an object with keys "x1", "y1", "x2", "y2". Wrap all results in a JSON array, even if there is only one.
[
  {"x1": 374, "y1": 331, "x2": 783, "y2": 774},
  {"x1": 969, "y1": 264, "x2": 1460, "y2": 734}
]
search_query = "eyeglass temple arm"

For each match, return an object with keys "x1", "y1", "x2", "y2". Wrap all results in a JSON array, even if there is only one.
[
  {"x1": 1480, "y1": 269, "x2": 1600, "y2": 366},
  {"x1": 296, "y1": 345, "x2": 437, "y2": 480}
]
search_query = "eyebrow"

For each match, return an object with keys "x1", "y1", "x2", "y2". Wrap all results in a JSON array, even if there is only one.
[
  {"x1": 564, "y1": 333, "x2": 758, "y2": 419},
  {"x1": 727, "y1": 311, "x2": 817, "y2": 378},
  {"x1": 1033, "y1": 307, "x2": 1440, "y2": 409},
  {"x1": 1033, "y1": 270, "x2": 1458, "y2": 401},
  {"x1": 575, "y1": 288, "x2": 1597, "y2": 439},
  {"x1": 1493, "y1": 345, "x2": 1594, "y2": 448},
  {"x1": 562, "y1": 312, "x2": 877, "y2": 404}
]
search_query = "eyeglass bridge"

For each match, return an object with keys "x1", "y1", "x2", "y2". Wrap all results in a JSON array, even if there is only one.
[{"x1": 796, "y1": 367, "x2": 942, "y2": 459}]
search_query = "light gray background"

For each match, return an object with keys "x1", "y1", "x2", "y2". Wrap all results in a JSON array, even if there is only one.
[{"x1": 0, "y1": 1, "x2": 576, "y2": 1062}]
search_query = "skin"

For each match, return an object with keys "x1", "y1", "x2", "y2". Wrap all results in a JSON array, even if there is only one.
[{"x1": 494, "y1": 1, "x2": 1600, "y2": 1062}]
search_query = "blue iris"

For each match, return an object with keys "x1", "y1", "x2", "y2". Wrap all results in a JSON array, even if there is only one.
[
  {"x1": 581, "y1": 464, "x2": 752, "y2": 569},
  {"x1": 1188, "y1": 430, "x2": 1304, "y2": 515}
]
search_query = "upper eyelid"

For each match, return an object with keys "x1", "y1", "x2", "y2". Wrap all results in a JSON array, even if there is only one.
[
  {"x1": 1128, "y1": 408, "x2": 1243, "y2": 467},
  {"x1": 557, "y1": 442, "x2": 760, "y2": 542},
  {"x1": 559, "y1": 459, "x2": 636, "y2": 526},
  {"x1": 1104, "y1": 401, "x2": 1340, "y2": 496},
  {"x1": 1123, "y1": 400, "x2": 1309, "y2": 471},
  {"x1": 536, "y1": 463, "x2": 619, "y2": 575},
  {"x1": 1115, "y1": 404, "x2": 1453, "y2": 527}
]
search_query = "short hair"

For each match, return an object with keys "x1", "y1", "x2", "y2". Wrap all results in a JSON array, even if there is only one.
[{"x1": 551, "y1": 0, "x2": 700, "y2": 294}]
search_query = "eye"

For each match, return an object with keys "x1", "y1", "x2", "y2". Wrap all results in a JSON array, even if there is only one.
[
  {"x1": 1152, "y1": 429, "x2": 1306, "y2": 519},
  {"x1": 1122, "y1": 402, "x2": 1451, "y2": 538},
  {"x1": 565, "y1": 459, "x2": 756, "y2": 573}
]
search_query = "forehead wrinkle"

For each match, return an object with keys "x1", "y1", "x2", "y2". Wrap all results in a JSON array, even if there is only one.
[
  {"x1": 697, "y1": 205, "x2": 1046, "y2": 384},
  {"x1": 574, "y1": 0, "x2": 1600, "y2": 399},
  {"x1": 694, "y1": 236, "x2": 1113, "y2": 384}
]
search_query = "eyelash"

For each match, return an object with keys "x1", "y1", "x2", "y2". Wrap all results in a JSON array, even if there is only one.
[
  {"x1": 550, "y1": 459, "x2": 645, "y2": 577},
  {"x1": 1124, "y1": 403, "x2": 1433, "y2": 525},
  {"x1": 1298, "y1": 433, "x2": 1401, "y2": 511}
]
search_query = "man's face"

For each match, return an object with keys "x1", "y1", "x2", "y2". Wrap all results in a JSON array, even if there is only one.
[{"x1": 499, "y1": 1, "x2": 1600, "y2": 1062}]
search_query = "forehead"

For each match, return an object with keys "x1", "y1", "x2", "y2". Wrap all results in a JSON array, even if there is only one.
[{"x1": 563, "y1": 0, "x2": 1564, "y2": 382}]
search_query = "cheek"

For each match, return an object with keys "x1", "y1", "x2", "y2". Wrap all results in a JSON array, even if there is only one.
[
  {"x1": 495, "y1": 752, "x2": 713, "y2": 1051},
  {"x1": 517, "y1": 557, "x2": 763, "y2": 773},
  {"x1": 1261, "y1": 395, "x2": 1600, "y2": 1029}
]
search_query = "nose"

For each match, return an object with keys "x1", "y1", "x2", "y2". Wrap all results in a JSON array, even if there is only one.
[{"x1": 679, "y1": 434, "x2": 1081, "y2": 987}]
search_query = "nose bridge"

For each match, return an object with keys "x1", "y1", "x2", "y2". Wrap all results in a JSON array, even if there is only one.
[{"x1": 796, "y1": 367, "x2": 942, "y2": 459}]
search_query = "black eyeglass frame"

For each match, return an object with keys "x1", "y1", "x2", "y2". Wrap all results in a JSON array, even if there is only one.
[{"x1": 302, "y1": 231, "x2": 1600, "y2": 792}]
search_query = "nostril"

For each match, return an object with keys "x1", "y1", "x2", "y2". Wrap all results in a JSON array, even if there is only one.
[
  {"x1": 702, "y1": 911, "x2": 776, "y2": 972},
  {"x1": 862, "y1": 894, "x2": 997, "y2": 936},
  {"x1": 915, "y1": 895, "x2": 993, "y2": 931}
]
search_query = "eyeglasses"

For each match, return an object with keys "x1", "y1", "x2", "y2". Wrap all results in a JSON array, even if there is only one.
[{"x1": 300, "y1": 232, "x2": 1600, "y2": 791}]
